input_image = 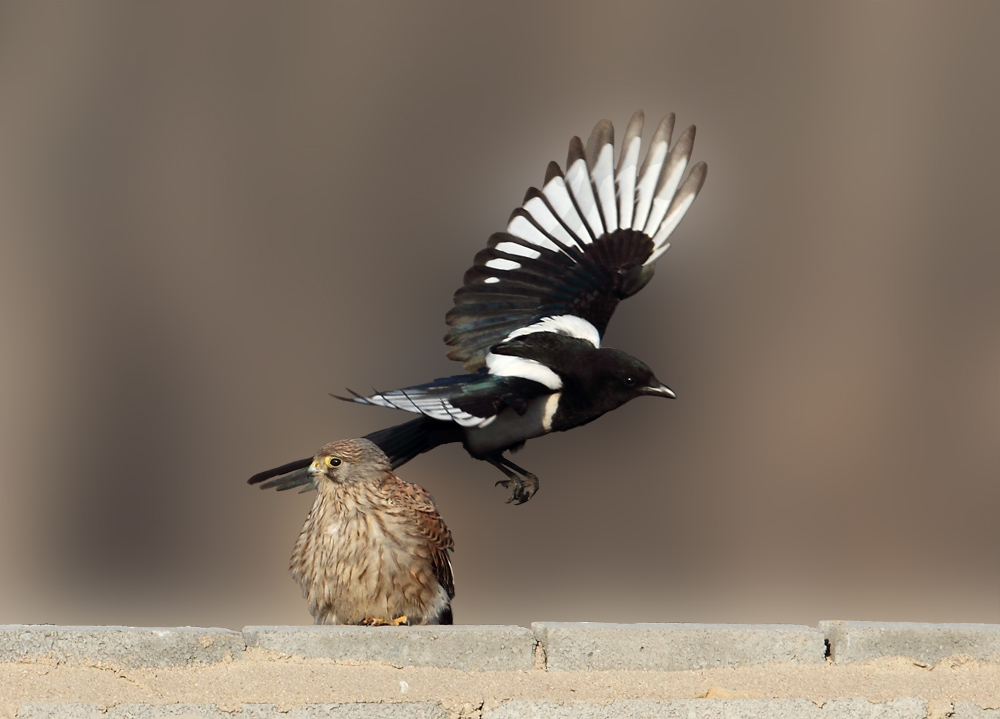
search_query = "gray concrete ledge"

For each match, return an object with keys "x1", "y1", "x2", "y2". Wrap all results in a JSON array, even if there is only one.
[
  {"x1": 533, "y1": 622, "x2": 826, "y2": 671},
  {"x1": 2, "y1": 622, "x2": 999, "y2": 671},
  {"x1": 0, "y1": 625, "x2": 243, "y2": 667},
  {"x1": 821, "y1": 621, "x2": 1000, "y2": 664},
  {"x1": 244, "y1": 624, "x2": 536, "y2": 671},
  {"x1": 484, "y1": 698, "x2": 929, "y2": 719}
]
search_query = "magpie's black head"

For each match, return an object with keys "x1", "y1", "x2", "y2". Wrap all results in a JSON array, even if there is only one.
[
  {"x1": 595, "y1": 347, "x2": 675, "y2": 400},
  {"x1": 556, "y1": 347, "x2": 675, "y2": 425}
]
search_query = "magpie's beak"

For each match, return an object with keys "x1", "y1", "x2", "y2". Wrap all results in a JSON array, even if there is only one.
[{"x1": 641, "y1": 381, "x2": 676, "y2": 399}]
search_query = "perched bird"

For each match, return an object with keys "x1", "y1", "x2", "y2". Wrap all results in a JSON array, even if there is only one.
[
  {"x1": 289, "y1": 438, "x2": 455, "y2": 626},
  {"x1": 249, "y1": 110, "x2": 707, "y2": 504}
]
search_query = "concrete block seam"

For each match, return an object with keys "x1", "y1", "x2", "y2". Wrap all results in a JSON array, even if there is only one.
[{"x1": 821, "y1": 621, "x2": 1000, "y2": 665}]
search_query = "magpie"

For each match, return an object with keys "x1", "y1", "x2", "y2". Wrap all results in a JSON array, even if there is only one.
[{"x1": 249, "y1": 111, "x2": 707, "y2": 504}]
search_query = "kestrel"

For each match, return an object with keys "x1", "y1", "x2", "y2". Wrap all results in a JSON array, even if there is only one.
[
  {"x1": 289, "y1": 438, "x2": 455, "y2": 626},
  {"x1": 250, "y1": 110, "x2": 706, "y2": 504}
]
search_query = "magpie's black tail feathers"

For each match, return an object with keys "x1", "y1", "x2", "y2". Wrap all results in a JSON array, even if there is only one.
[
  {"x1": 247, "y1": 456, "x2": 313, "y2": 492},
  {"x1": 247, "y1": 457, "x2": 312, "y2": 489},
  {"x1": 364, "y1": 416, "x2": 459, "y2": 469},
  {"x1": 248, "y1": 417, "x2": 457, "y2": 493}
]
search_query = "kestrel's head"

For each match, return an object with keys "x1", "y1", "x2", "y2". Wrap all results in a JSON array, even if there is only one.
[{"x1": 308, "y1": 437, "x2": 392, "y2": 487}]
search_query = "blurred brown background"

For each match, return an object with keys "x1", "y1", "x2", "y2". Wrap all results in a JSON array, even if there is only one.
[{"x1": 0, "y1": 1, "x2": 997, "y2": 629}]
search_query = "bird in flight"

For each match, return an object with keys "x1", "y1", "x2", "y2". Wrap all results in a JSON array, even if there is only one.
[
  {"x1": 290, "y1": 438, "x2": 455, "y2": 626},
  {"x1": 249, "y1": 110, "x2": 707, "y2": 504}
]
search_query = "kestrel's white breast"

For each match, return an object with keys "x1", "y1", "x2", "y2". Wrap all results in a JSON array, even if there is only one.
[{"x1": 291, "y1": 483, "x2": 450, "y2": 625}]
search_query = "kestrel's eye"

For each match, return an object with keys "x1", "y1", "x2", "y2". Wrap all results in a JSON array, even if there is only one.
[{"x1": 324, "y1": 456, "x2": 343, "y2": 468}]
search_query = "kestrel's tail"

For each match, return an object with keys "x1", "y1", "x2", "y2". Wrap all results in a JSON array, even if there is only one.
[{"x1": 247, "y1": 416, "x2": 460, "y2": 492}]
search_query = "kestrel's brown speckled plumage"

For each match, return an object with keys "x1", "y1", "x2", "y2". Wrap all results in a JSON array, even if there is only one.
[{"x1": 289, "y1": 438, "x2": 454, "y2": 625}]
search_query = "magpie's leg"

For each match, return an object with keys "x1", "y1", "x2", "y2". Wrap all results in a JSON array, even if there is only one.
[
  {"x1": 497, "y1": 455, "x2": 539, "y2": 503},
  {"x1": 484, "y1": 454, "x2": 539, "y2": 505},
  {"x1": 484, "y1": 456, "x2": 524, "y2": 504}
]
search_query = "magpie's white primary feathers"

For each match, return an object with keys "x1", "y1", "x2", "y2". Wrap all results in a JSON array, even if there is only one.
[
  {"x1": 446, "y1": 110, "x2": 707, "y2": 372},
  {"x1": 345, "y1": 370, "x2": 557, "y2": 429},
  {"x1": 352, "y1": 389, "x2": 486, "y2": 427},
  {"x1": 615, "y1": 112, "x2": 644, "y2": 230},
  {"x1": 564, "y1": 137, "x2": 603, "y2": 240},
  {"x1": 633, "y1": 113, "x2": 673, "y2": 234},
  {"x1": 586, "y1": 120, "x2": 617, "y2": 233}
]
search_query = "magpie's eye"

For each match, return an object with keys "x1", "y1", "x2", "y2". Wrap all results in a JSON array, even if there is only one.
[
  {"x1": 324, "y1": 456, "x2": 343, "y2": 468},
  {"x1": 623, "y1": 376, "x2": 636, "y2": 387}
]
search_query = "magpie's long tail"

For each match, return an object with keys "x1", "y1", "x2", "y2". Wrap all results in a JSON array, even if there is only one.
[
  {"x1": 364, "y1": 416, "x2": 461, "y2": 469},
  {"x1": 247, "y1": 456, "x2": 313, "y2": 492},
  {"x1": 247, "y1": 416, "x2": 460, "y2": 492}
]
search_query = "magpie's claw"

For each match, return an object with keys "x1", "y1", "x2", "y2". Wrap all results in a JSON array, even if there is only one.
[
  {"x1": 495, "y1": 477, "x2": 521, "y2": 504},
  {"x1": 487, "y1": 454, "x2": 540, "y2": 504},
  {"x1": 517, "y1": 472, "x2": 539, "y2": 503},
  {"x1": 495, "y1": 474, "x2": 538, "y2": 504}
]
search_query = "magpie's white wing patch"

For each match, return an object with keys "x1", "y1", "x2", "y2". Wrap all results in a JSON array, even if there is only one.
[
  {"x1": 446, "y1": 111, "x2": 707, "y2": 372},
  {"x1": 504, "y1": 315, "x2": 601, "y2": 348},
  {"x1": 485, "y1": 351, "x2": 562, "y2": 390},
  {"x1": 479, "y1": 314, "x2": 598, "y2": 389}
]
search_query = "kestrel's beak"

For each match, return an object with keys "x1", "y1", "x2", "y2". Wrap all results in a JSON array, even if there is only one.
[{"x1": 640, "y1": 380, "x2": 677, "y2": 399}]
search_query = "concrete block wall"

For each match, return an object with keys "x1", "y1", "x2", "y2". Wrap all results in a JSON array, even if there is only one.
[
  {"x1": 2, "y1": 622, "x2": 998, "y2": 718},
  {"x1": 243, "y1": 625, "x2": 536, "y2": 671},
  {"x1": 533, "y1": 622, "x2": 826, "y2": 670}
]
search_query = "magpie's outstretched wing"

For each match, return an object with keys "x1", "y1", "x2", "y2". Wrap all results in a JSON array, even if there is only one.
[
  {"x1": 445, "y1": 111, "x2": 707, "y2": 372},
  {"x1": 343, "y1": 372, "x2": 551, "y2": 428}
]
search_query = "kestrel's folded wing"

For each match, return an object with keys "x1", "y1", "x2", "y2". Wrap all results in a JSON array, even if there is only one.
[
  {"x1": 446, "y1": 111, "x2": 707, "y2": 372},
  {"x1": 383, "y1": 474, "x2": 456, "y2": 599},
  {"x1": 341, "y1": 372, "x2": 551, "y2": 427}
]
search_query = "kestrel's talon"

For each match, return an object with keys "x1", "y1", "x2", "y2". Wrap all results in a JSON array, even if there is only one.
[{"x1": 360, "y1": 615, "x2": 409, "y2": 627}]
